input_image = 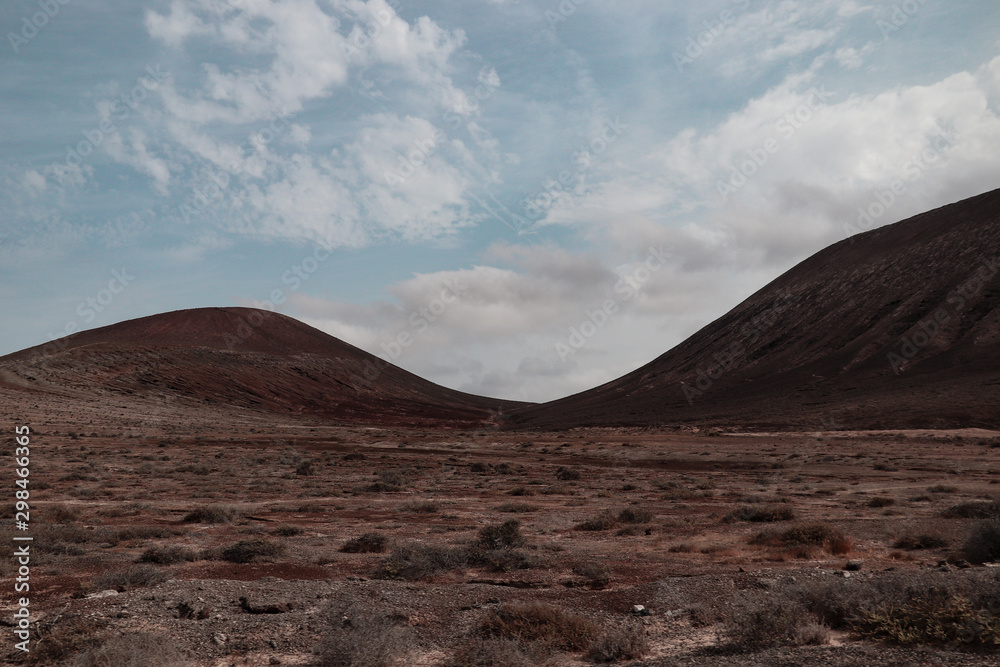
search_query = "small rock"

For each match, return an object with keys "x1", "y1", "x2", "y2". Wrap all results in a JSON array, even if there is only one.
[
  {"x1": 269, "y1": 658, "x2": 282, "y2": 666},
  {"x1": 955, "y1": 559, "x2": 971, "y2": 569},
  {"x1": 86, "y1": 590, "x2": 119, "y2": 599},
  {"x1": 268, "y1": 640, "x2": 278, "y2": 649},
  {"x1": 844, "y1": 561, "x2": 862, "y2": 572},
  {"x1": 631, "y1": 604, "x2": 651, "y2": 616},
  {"x1": 212, "y1": 633, "x2": 227, "y2": 645}
]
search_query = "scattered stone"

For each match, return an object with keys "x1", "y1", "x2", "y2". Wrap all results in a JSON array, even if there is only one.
[
  {"x1": 212, "y1": 632, "x2": 227, "y2": 645},
  {"x1": 239, "y1": 597, "x2": 294, "y2": 614},
  {"x1": 631, "y1": 604, "x2": 651, "y2": 616},
  {"x1": 86, "y1": 590, "x2": 119, "y2": 599},
  {"x1": 845, "y1": 561, "x2": 862, "y2": 571}
]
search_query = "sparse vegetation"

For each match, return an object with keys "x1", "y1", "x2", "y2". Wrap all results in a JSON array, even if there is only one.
[
  {"x1": 478, "y1": 602, "x2": 601, "y2": 651},
  {"x1": 93, "y1": 564, "x2": 168, "y2": 591},
  {"x1": 963, "y1": 518, "x2": 1000, "y2": 564},
  {"x1": 314, "y1": 603, "x2": 413, "y2": 667},
  {"x1": 725, "y1": 504, "x2": 796, "y2": 523},
  {"x1": 341, "y1": 532, "x2": 389, "y2": 553},
  {"x1": 182, "y1": 503, "x2": 241, "y2": 523},
  {"x1": 218, "y1": 538, "x2": 284, "y2": 563},
  {"x1": 587, "y1": 623, "x2": 649, "y2": 663}
]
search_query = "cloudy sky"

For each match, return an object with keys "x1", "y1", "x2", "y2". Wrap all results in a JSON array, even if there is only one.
[{"x1": 2, "y1": 0, "x2": 1000, "y2": 402}]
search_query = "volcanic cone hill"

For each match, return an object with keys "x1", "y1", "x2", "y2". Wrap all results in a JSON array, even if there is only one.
[
  {"x1": 506, "y1": 188, "x2": 1000, "y2": 431},
  {"x1": 0, "y1": 307, "x2": 524, "y2": 428}
]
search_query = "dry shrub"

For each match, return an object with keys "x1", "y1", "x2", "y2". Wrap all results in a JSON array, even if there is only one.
[
  {"x1": 942, "y1": 499, "x2": 1000, "y2": 519},
  {"x1": 182, "y1": 504, "x2": 241, "y2": 524},
  {"x1": 71, "y1": 632, "x2": 189, "y2": 667},
  {"x1": 751, "y1": 522, "x2": 852, "y2": 554},
  {"x1": 400, "y1": 501, "x2": 439, "y2": 513},
  {"x1": 445, "y1": 638, "x2": 539, "y2": 667},
  {"x1": 138, "y1": 545, "x2": 197, "y2": 565},
  {"x1": 475, "y1": 520, "x2": 525, "y2": 550},
  {"x1": 893, "y1": 533, "x2": 949, "y2": 550},
  {"x1": 478, "y1": 602, "x2": 601, "y2": 651},
  {"x1": 617, "y1": 507, "x2": 653, "y2": 524},
  {"x1": 341, "y1": 532, "x2": 388, "y2": 554},
  {"x1": 964, "y1": 518, "x2": 1000, "y2": 564},
  {"x1": 725, "y1": 504, "x2": 795, "y2": 523},
  {"x1": 28, "y1": 615, "x2": 108, "y2": 665},
  {"x1": 573, "y1": 561, "x2": 611, "y2": 588},
  {"x1": 375, "y1": 543, "x2": 466, "y2": 580},
  {"x1": 219, "y1": 538, "x2": 284, "y2": 563},
  {"x1": 686, "y1": 603, "x2": 717, "y2": 627},
  {"x1": 586, "y1": 624, "x2": 649, "y2": 663},
  {"x1": 47, "y1": 503, "x2": 82, "y2": 523},
  {"x1": 859, "y1": 596, "x2": 1000, "y2": 644},
  {"x1": 498, "y1": 503, "x2": 539, "y2": 513},
  {"x1": 575, "y1": 510, "x2": 619, "y2": 531},
  {"x1": 93, "y1": 564, "x2": 168, "y2": 591},
  {"x1": 718, "y1": 594, "x2": 823, "y2": 652},
  {"x1": 314, "y1": 602, "x2": 412, "y2": 667}
]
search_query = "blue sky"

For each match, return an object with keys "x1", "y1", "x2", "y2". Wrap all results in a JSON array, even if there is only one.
[{"x1": 2, "y1": 0, "x2": 1000, "y2": 401}]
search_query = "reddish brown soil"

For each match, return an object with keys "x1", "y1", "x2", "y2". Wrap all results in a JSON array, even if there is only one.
[{"x1": 2, "y1": 416, "x2": 999, "y2": 665}]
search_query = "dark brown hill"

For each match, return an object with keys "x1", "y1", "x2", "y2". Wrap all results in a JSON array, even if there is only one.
[
  {"x1": 507, "y1": 188, "x2": 1000, "y2": 430},
  {"x1": 0, "y1": 307, "x2": 523, "y2": 428}
]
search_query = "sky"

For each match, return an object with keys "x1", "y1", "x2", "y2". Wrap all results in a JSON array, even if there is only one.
[{"x1": 2, "y1": 0, "x2": 1000, "y2": 403}]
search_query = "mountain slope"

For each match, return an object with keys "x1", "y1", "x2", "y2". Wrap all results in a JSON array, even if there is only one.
[
  {"x1": 506, "y1": 188, "x2": 1000, "y2": 430},
  {"x1": 0, "y1": 307, "x2": 524, "y2": 428}
]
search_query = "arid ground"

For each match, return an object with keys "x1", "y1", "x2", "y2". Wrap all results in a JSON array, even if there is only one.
[{"x1": 4, "y1": 412, "x2": 1000, "y2": 665}]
